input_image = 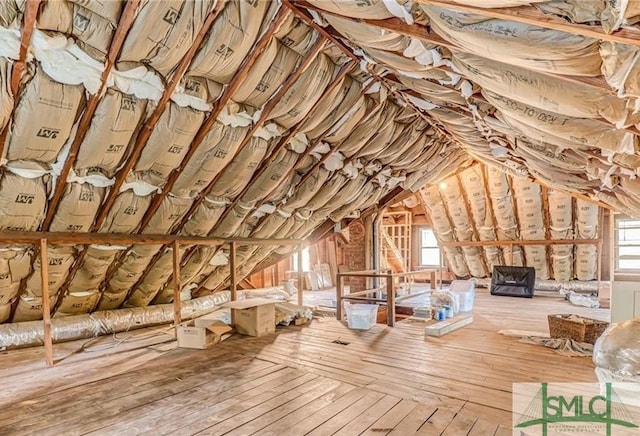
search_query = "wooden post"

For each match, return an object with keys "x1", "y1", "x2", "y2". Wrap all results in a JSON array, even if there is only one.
[
  {"x1": 336, "y1": 274, "x2": 343, "y2": 321},
  {"x1": 597, "y1": 207, "x2": 604, "y2": 282},
  {"x1": 609, "y1": 210, "x2": 616, "y2": 281},
  {"x1": 40, "y1": 239, "x2": 53, "y2": 367},
  {"x1": 386, "y1": 274, "x2": 395, "y2": 327},
  {"x1": 297, "y1": 243, "x2": 304, "y2": 305},
  {"x1": 229, "y1": 242, "x2": 237, "y2": 302},
  {"x1": 172, "y1": 241, "x2": 181, "y2": 330}
]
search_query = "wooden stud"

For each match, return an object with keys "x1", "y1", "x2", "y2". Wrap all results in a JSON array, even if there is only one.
[
  {"x1": 172, "y1": 240, "x2": 181, "y2": 329},
  {"x1": 597, "y1": 207, "x2": 605, "y2": 282},
  {"x1": 609, "y1": 210, "x2": 616, "y2": 280},
  {"x1": 336, "y1": 274, "x2": 343, "y2": 321},
  {"x1": 90, "y1": 0, "x2": 229, "y2": 232},
  {"x1": 41, "y1": 0, "x2": 141, "y2": 231},
  {"x1": 480, "y1": 165, "x2": 503, "y2": 266},
  {"x1": 386, "y1": 274, "x2": 395, "y2": 327},
  {"x1": 297, "y1": 243, "x2": 304, "y2": 305},
  {"x1": 229, "y1": 242, "x2": 238, "y2": 302},
  {"x1": 541, "y1": 186, "x2": 554, "y2": 279},
  {"x1": 40, "y1": 238, "x2": 53, "y2": 368},
  {"x1": 135, "y1": 6, "x2": 291, "y2": 233}
]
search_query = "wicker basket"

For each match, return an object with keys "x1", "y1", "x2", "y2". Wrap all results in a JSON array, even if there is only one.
[{"x1": 548, "y1": 314, "x2": 609, "y2": 344}]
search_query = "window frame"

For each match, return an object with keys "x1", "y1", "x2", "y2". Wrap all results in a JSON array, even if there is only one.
[
  {"x1": 418, "y1": 227, "x2": 440, "y2": 267},
  {"x1": 615, "y1": 217, "x2": 640, "y2": 273}
]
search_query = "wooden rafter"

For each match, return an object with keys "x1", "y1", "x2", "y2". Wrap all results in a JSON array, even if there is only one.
[
  {"x1": 41, "y1": 0, "x2": 141, "y2": 231},
  {"x1": 135, "y1": 7, "x2": 292, "y2": 233},
  {"x1": 0, "y1": 0, "x2": 43, "y2": 158},
  {"x1": 297, "y1": 0, "x2": 614, "y2": 93},
  {"x1": 507, "y1": 174, "x2": 524, "y2": 265},
  {"x1": 0, "y1": 232, "x2": 300, "y2": 245},
  {"x1": 418, "y1": 0, "x2": 640, "y2": 47},
  {"x1": 89, "y1": 0, "x2": 229, "y2": 232}
]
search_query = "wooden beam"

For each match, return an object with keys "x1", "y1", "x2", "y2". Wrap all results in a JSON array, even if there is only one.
[
  {"x1": 0, "y1": 0, "x2": 42, "y2": 158},
  {"x1": 597, "y1": 206, "x2": 605, "y2": 282},
  {"x1": 41, "y1": 0, "x2": 141, "y2": 231},
  {"x1": 136, "y1": 6, "x2": 291, "y2": 233},
  {"x1": 90, "y1": 0, "x2": 229, "y2": 232},
  {"x1": 0, "y1": 231, "x2": 301, "y2": 246},
  {"x1": 442, "y1": 238, "x2": 600, "y2": 247},
  {"x1": 418, "y1": 0, "x2": 640, "y2": 48},
  {"x1": 297, "y1": 0, "x2": 614, "y2": 93},
  {"x1": 172, "y1": 240, "x2": 181, "y2": 329},
  {"x1": 40, "y1": 238, "x2": 53, "y2": 367}
]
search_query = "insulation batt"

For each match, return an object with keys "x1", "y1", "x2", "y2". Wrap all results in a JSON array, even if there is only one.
[
  {"x1": 49, "y1": 183, "x2": 104, "y2": 233},
  {"x1": 305, "y1": 0, "x2": 396, "y2": 19},
  {"x1": 133, "y1": 102, "x2": 205, "y2": 188},
  {"x1": 231, "y1": 39, "x2": 300, "y2": 109},
  {"x1": 117, "y1": 0, "x2": 215, "y2": 76},
  {"x1": 0, "y1": 173, "x2": 47, "y2": 232},
  {"x1": 75, "y1": 89, "x2": 147, "y2": 177},
  {"x1": 6, "y1": 68, "x2": 84, "y2": 164},
  {"x1": 424, "y1": 5, "x2": 602, "y2": 76},
  {"x1": 269, "y1": 54, "x2": 335, "y2": 129},
  {"x1": 98, "y1": 191, "x2": 151, "y2": 234},
  {"x1": 303, "y1": 77, "x2": 363, "y2": 140},
  {"x1": 171, "y1": 119, "x2": 248, "y2": 198}
]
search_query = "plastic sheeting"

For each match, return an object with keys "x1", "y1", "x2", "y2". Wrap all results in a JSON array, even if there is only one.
[{"x1": 0, "y1": 292, "x2": 231, "y2": 350}]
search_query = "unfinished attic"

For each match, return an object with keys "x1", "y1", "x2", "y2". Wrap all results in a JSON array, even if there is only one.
[{"x1": 2, "y1": 0, "x2": 640, "y2": 434}]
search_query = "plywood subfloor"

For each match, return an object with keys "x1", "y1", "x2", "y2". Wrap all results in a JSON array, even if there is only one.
[{"x1": 0, "y1": 291, "x2": 610, "y2": 435}]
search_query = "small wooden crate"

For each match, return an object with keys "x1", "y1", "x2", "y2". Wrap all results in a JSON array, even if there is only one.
[{"x1": 547, "y1": 314, "x2": 609, "y2": 344}]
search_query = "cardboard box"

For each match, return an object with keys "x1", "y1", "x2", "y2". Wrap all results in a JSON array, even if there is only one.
[
  {"x1": 223, "y1": 298, "x2": 276, "y2": 337},
  {"x1": 177, "y1": 320, "x2": 233, "y2": 349},
  {"x1": 193, "y1": 310, "x2": 230, "y2": 328}
]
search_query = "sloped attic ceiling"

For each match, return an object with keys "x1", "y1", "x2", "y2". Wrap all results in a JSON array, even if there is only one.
[
  {"x1": 0, "y1": 0, "x2": 636, "y2": 324},
  {"x1": 0, "y1": 0, "x2": 469, "y2": 323}
]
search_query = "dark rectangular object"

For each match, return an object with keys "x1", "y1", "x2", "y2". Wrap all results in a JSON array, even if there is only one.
[{"x1": 490, "y1": 266, "x2": 536, "y2": 298}]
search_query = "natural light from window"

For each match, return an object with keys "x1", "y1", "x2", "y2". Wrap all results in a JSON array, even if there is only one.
[
  {"x1": 617, "y1": 218, "x2": 640, "y2": 271},
  {"x1": 420, "y1": 228, "x2": 440, "y2": 267}
]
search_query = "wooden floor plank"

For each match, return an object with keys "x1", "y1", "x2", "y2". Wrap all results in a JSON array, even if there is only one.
[
  {"x1": 258, "y1": 382, "x2": 357, "y2": 436},
  {"x1": 440, "y1": 412, "x2": 478, "y2": 436},
  {"x1": 307, "y1": 390, "x2": 386, "y2": 436},
  {"x1": 333, "y1": 394, "x2": 401, "y2": 436},
  {"x1": 0, "y1": 290, "x2": 612, "y2": 435},
  {"x1": 284, "y1": 387, "x2": 369, "y2": 435},
  {"x1": 361, "y1": 398, "x2": 420, "y2": 436},
  {"x1": 388, "y1": 403, "x2": 438, "y2": 435}
]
